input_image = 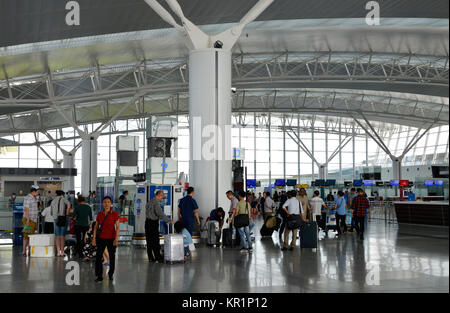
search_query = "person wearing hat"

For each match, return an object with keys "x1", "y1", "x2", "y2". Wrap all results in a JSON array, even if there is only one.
[{"x1": 22, "y1": 185, "x2": 40, "y2": 257}]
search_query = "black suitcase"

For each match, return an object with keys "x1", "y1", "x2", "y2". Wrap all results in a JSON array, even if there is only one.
[
  {"x1": 300, "y1": 221, "x2": 318, "y2": 249},
  {"x1": 260, "y1": 224, "x2": 274, "y2": 237},
  {"x1": 222, "y1": 228, "x2": 233, "y2": 247}
]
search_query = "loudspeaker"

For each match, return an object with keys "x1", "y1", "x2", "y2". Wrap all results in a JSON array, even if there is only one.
[
  {"x1": 117, "y1": 151, "x2": 138, "y2": 167},
  {"x1": 232, "y1": 160, "x2": 242, "y2": 171},
  {"x1": 147, "y1": 138, "x2": 172, "y2": 158},
  {"x1": 133, "y1": 173, "x2": 146, "y2": 183}
]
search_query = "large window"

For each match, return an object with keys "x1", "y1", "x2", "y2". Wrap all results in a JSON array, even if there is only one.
[{"x1": 1, "y1": 115, "x2": 448, "y2": 193}]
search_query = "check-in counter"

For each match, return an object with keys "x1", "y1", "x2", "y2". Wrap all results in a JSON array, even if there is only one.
[{"x1": 394, "y1": 201, "x2": 449, "y2": 226}]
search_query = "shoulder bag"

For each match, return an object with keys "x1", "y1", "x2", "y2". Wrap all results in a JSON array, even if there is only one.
[
  {"x1": 96, "y1": 211, "x2": 111, "y2": 240},
  {"x1": 234, "y1": 202, "x2": 250, "y2": 228}
]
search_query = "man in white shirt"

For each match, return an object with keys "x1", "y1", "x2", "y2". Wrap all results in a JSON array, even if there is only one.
[
  {"x1": 309, "y1": 190, "x2": 332, "y2": 230},
  {"x1": 263, "y1": 192, "x2": 275, "y2": 218},
  {"x1": 281, "y1": 191, "x2": 307, "y2": 251}
]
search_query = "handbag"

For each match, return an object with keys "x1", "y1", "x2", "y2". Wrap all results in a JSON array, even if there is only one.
[
  {"x1": 286, "y1": 214, "x2": 302, "y2": 230},
  {"x1": 234, "y1": 203, "x2": 250, "y2": 228},
  {"x1": 22, "y1": 224, "x2": 33, "y2": 234},
  {"x1": 55, "y1": 198, "x2": 67, "y2": 227},
  {"x1": 96, "y1": 211, "x2": 111, "y2": 240}
]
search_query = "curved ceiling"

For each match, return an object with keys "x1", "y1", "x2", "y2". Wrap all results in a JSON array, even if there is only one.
[
  {"x1": 0, "y1": 0, "x2": 448, "y2": 137},
  {"x1": 1, "y1": 0, "x2": 448, "y2": 47}
]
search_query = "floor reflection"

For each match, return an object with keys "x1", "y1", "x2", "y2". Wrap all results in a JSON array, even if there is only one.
[{"x1": 0, "y1": 222, "x2": 448, "y2": 293}]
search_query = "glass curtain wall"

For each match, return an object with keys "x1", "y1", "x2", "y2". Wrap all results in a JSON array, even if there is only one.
[{"x1": 0, "y1": 115, "x2": 448, "y2": 193}]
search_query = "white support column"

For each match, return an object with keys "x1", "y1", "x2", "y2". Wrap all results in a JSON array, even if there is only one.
[
  {"x1": 283, "y1": 117, "x2": 286, "y2": 182},
  {"x1": 254, "y1": 113, "x2": 257, "y2": 181},
  {"x1": 189, "y1": 49, "x2": 232, "y2": 218},
  {"x1": 81, "y1": 135, "x2": 98, "y2": 196},
  {"x1": 145, "y1": 0, "x2": 273, "y2": 219},
  {"x1": 352, "y1": 126, "x2": 356, "y2": 179},
  {"x1": 392, "y1": 156, "x2": 402, "y2": 196},
  {"x1": 319, "y1": 164, "x2": 328, "y2": 181},
  {"x1": 339, "y1": 119, "x2": 343, "y2": 181},
  {"x1": 392, "y1": 157, "x2": 402, "y2": 181},
  {"x1": 268, "y1": 113, "x2": 272, "y2": 185},
  {"x1": 63, "y1": 152, "x2": 75, "y2": 191},
  {"x1": 297, "y1": 114, "x2": 301, "y2": 182}
]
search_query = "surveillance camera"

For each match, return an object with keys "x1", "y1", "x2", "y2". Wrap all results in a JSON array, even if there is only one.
[
  {"x1": 214, "y1": 40, "x2": 223, "y2": 49},
  {"x1": 231, "y1": 87, "x2": 237, "y2": 93}
]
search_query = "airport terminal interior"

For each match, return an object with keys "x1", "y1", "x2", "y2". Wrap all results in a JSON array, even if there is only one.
[{"x1": 0, "y1": 0, "x2": 448, "y2": 293}]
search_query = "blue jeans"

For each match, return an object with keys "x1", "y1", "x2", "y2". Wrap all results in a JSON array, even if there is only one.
[
  {"x1": 54, "y1": 219, "x2": 68, "y2": 236},
  {"x1": 249, "y1": 222, "x2": 255, "y2": 233},
  {"x1": 237, "y1": 226, "x2": 252, "y2": 249}
]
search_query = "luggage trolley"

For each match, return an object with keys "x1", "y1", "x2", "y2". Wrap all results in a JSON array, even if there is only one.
[{"x1": 324, "y1": 202, "x2": 339, "y2": 234}]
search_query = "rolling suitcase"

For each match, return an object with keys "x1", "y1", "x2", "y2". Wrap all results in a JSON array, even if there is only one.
[
  {"x1": 260, "y1": 224, "x2": 274, "y2": 237},
  {"x1": 164, "y1": 233, "x2": 185, "y2": 264},
  {"x1": 207, "y1": 220, "x2": 220, "y2": 246},
  {"x1": 300, "y1": 221, "x2": 318, "y2": 249},
  {"x1": 222, "y1": 228, "x2": 233, "y2": 247}
]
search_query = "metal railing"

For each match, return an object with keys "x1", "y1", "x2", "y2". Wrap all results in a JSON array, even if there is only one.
[{"x1": 368, "y1": 201, "x2": 397, "y2": 224}]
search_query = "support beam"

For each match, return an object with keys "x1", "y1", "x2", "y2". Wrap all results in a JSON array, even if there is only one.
[
  {"x1": 327, "y1": 136, "x2": 352, "y2": 164},
  {"x1": 400, "y1": 123, "x2": 435, "y2": 158},
  {"x1": 352, "y1": 117, "x2": 392, "y2": 157}
]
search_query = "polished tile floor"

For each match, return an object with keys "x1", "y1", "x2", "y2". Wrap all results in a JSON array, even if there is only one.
[{"x1": 0, "y1": 222, "x2": 448, "y2": 293}]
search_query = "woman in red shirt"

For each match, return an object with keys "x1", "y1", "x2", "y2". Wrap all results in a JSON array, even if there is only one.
[{"x1": 92, "y1": 196, "x2": 120, "y2": 282}]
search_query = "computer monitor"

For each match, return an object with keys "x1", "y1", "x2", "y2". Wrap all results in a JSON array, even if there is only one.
[
  {"x1": 325, "y1": 179, "x2": 336, "y2": 186},
  {"x1": 363, "y1": 180, "x2": 374, "y2": 186},
  {"x1": 246, "y1": 179, "x2": 256, "y2": 188},
  {"x1": 399, "y1": 180, "x2": 409, "y2": 186},
  {"x1": 275, "y1": 179, "x2": 286, "y2": 187},
  {"x1": 286, "y1": 179, "x2": 297, "y2": 186},
  {"x1": 353, "y1": 180, "x2": 363, "y2": 186},
  {"x1": 435, "y1": 180, "x2": 444, "y2": 186},
  {"x1": 390, "y1": 180, "x2": 400, "y2": 186},
  {"x1": 375, "y1": 181, "x2": 384, "y2": 187},
  {"x1": 315, "y1": 179, "x2": 326, "y2": 187},
  {"x1": 424, "y1": 180, "x2": 434, "y2": 186}
]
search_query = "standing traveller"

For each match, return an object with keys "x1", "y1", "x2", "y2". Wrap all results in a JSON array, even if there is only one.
[
  {"x1": 72, "y1": 195, "x2": 93, "y2": 260},
  {"x1": 226, "y1": 190, "x2": 239, "y2": 223},
  {"x1": 258, "y1": 192, "x2": 265, "y2": 214},
  {"x1": 263, "y1": 192, "x2": 275, "y2": 219},
  {"x1": 8, "y1": 193, "x2": 16, "y2": 210},
  {"x1": 277, "y1": 190, "x2": 289, "y2": 241},
  {"x1": 40, "y1": 205, "x2": 55, "y2": 234},
  {"x1": 92, "y1": 196, "x2": 120, "y2": 282},
  {"x1": 22, "y1": 186, "x2": 40, "y2": 257},
  {"x1": 178, "y1": 187, "x2": 200, "y2": 235},
  {"x1": 351, "y1": 188, "x2": 370, "y2": 240},
  {"x1": 309, "y1": 190, "x2": 331, "y2": 227},
  {"x1": 273, "y1": 191, "x2": 280, "y2": 203},
  {"x1": 51, "y1": 190, "x2": 71, "y2": 257},
  {"x1": 233, "y1": 191, "x2": 253, "y2": 253},
  {"x1": 46, "y1": 190, "x2": 53, "y2": 207},
  {"x1": 145, "y1": 190, "x2": 174, "y2": 263},
  {"x1": 118, "y1": 190, "x2": 128, "y2": 215},
  {"x1": 348, "y1": 188, "x2": 358, "y2": 232},
  {"x1": 335, "y1": 191, "x2": 348, "y2": 237},
  {"x1": 281, "y1": 190, "x2": 307, "y2": 251},
  {"x1": 296, "y1": 188, "x2": 309, "y2": 219}
]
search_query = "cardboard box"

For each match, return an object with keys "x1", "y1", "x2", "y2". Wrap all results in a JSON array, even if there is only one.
[
  {"x1": 30, "y1": 246, "x2": 55, "y2": 258},
  {"x1": 29, "y1": 234, "x2": 55, "y2": 246}
]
